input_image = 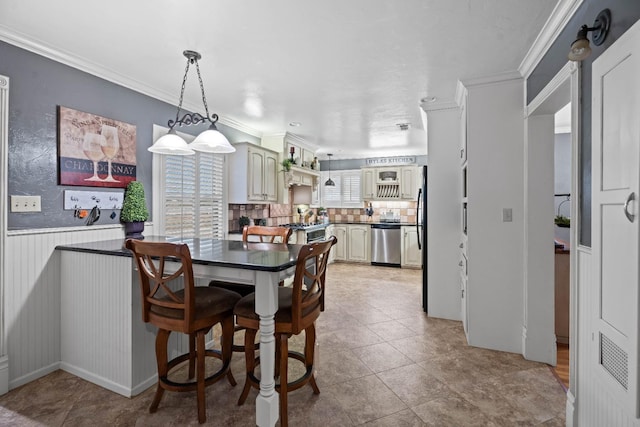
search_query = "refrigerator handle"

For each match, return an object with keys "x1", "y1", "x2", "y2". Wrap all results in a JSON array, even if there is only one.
[{"x1": 416, "y1": 188, "x2": 422, "y2": 250}]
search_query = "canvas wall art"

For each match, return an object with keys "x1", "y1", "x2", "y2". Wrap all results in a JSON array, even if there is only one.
[{"x1": 58, "y1": 106, "x2": 137, "y2": 187}]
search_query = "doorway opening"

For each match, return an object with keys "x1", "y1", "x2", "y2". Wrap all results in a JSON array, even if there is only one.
[{"x1": 552, "y1": 102, "x2": 571, "y2": 389}]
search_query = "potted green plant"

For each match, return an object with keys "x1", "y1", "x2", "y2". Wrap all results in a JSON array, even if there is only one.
[
  {"x1": 281, "y1": 158, "x2": 293, "y2": 172},
  {"x1": 554, "y1": 215, "x2": 570, "y2": 228},
  {"x1": 239, "y1": 215, "x2": 250, "y2": 229},
  {"x1": 121, "y1": 181, "x2": 149, "y2": 239}
]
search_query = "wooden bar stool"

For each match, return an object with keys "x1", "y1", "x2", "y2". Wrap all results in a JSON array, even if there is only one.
[
  {"x1": 234, "y1": 236, "x2": 337, "y2": 427},
  {"x1": 125, "y1": 239, "x2": 241, "y2": 424}
]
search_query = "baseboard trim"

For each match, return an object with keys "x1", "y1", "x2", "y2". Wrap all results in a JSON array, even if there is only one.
[
  {"x1": 0, "y1": 355, "x2": 8, "y2": 395},
  {"x1": 9, "y1": 361, "x2": 59, "y2": 391},
  {"x1": 566, "y1": 389, "x2": 576, "y2": 426},
  {"x1": 60, "y1": 362, "x2": 136, "y2": 397}
]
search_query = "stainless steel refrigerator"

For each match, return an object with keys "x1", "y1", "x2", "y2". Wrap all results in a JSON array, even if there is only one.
[{"x1": 417, "y1": 165, "x2": 428, "y2": 312}]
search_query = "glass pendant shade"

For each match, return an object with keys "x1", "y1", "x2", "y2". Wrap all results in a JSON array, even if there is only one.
[
  {"x1": 568, "y1": 38, "x2": 591, "y2": 61},
  {"x1": 188, "y1": 124, "x2": 236, "y2": 153},
  {"x1": 324, "y1": 153, "x2": 335, "y2": 186},
  {"x1": 148, "y1": 130, "x2": 195, "y2": 155}
]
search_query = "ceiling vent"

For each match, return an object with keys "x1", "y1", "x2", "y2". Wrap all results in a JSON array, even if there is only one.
[{"x1": 396, "y1": 123, "x2": 411, "y2": 131}]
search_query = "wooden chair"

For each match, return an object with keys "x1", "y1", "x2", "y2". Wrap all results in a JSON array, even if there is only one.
[
  {"x1": 209, "y1": 225, "x2": 292, "y2": 351},
  {"x1": 234, "y1": 236, "x2": 337, "y2": 427},
  {"x1": 125, "y1": 239, "x2": 241, "y2": 424}
]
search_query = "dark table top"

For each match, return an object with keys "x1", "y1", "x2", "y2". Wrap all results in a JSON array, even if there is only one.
[{"x1": 56, "y1": 236, "x2": 305, "y2": 272}]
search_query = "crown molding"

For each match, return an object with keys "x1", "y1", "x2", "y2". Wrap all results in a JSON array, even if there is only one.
[
  {"x1": 0, "y1": 25, "x2": 263, "y2": 138},
  {"x1": 518, "y1": 0, "x2": 584, "y2": 79},
  {"x1": 459, "y1": 70, "x2": 523, "y2": 88},
  {"x1": 421, "y1": 99, "x2": 459, "y2": 112}
]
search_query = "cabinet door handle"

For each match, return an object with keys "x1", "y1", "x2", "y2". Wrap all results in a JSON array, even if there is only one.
[
  {"x1": 458, "y1": 260, "x2": 463, "y2": 266},
  {"x1": 624, "y1": 192, "x2": 635, "y2": 223}
]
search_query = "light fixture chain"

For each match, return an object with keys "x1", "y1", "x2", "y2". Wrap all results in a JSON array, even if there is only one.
[
  {"x1": 171, "y1": 57, "x2": 192, "y2": 129},
  {"x1": 194, "y1": 59, "x2": 211, "y2": 120}
]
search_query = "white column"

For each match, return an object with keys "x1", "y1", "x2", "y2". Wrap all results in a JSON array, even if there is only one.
[{"x1": 253, "y1": 270, "x2": 280, "y2": 426}]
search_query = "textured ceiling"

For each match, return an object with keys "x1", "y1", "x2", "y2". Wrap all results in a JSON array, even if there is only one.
[{"x1": 0, "y1": 0, "x2": 558, "y2": 159}]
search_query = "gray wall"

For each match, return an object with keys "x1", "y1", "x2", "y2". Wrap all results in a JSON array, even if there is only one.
[
  {"x1": 1, "y1": 41, "x2": 258, "y2": 230},
  {"x1": 320, "y1": 155, "x2": 428, "y2": 171},
  {"x1": 527, "y1": 0, "x2": 640, "y2": 246}
]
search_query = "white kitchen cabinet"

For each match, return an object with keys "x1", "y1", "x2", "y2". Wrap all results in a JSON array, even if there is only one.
[
  {"x1": 400, "y1": 166, "x2": 419, "y2": 200},
  {"x1": 228, "y1": 142, "x2": 278, "y2": 203},
  {"x1": 361, "y1": 166, "x2": 418, "y2": 200},
  {"x1": 401, "y1": 225, "x2": 421, "y2": 268},
  {"x1": 361, "y1": 168, "x2": 376, "y2": 200},
  {"x1": 332, "y1": 225, "x2": 347, "y2": 261},
  {"x1": 347, "y1": 224, "x2": 370, "y2": 262},
  {"x1": 330, "y1": 224, "x2": 368, "y2": 263},
  {"x1": 325, "y1": 225, "x2": 336, "y2": 263}
]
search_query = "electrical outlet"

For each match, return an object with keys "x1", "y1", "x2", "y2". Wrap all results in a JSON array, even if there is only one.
[
  {"x1": 11, "y1": 195, "x2": 41, "y2": 212},
  {"x1": 502, "y1": 208, "x2": 512, "y2": 222}
]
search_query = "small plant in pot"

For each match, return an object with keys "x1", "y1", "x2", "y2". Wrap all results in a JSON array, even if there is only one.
[
  {"x1": 121, "y1": 181, "x2": 149, "y2": 239},
  {"x1": 281, "y1": 158, "x2": 294, "y2": 172}
]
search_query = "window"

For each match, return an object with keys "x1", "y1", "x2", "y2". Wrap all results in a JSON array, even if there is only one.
[
  {"x1": 152, "y1": 126, "x2": 227, "y2": 239},
  {"x1": 320, "y1": 169, "x2": 361, "y2": 207}
]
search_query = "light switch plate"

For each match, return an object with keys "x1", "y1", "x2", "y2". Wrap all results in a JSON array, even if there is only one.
[
  {"x1": 11, "y1": 195, "x2": 41, "y2": 212},
  {"x1": 502, "y1": 208, "x2": 512, "y2": 222}
]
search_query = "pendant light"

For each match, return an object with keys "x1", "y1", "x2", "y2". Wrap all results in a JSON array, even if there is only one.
[
  {"x1": 324, "y1": 153, "x2": 335, "y2": 186},
  {"x1": 149, "y1": 50, "x2": 236, "y2": 155}
]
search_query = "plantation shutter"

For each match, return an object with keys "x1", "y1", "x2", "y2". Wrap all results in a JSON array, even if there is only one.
[
  {"x1": 320, "y1": 169, "x2": 361, "y2": 207},
  {"x1": 162, "y1": 152, "x2": 225, "y2": 239}
]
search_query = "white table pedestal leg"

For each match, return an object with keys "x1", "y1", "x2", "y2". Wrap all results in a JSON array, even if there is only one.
[{"x1": 253, "y1": 271, "x2": 279, "y2": 427}]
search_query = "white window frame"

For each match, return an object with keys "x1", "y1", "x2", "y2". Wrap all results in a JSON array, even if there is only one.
[
  {"x1": 151, "y1": 125, "x2": 229, "y2": 238},
  {"x1": 320, "y1": 169, "x2": 362, "y2": 208}
]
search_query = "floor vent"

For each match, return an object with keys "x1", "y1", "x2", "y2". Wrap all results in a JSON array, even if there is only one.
[{"x1": 600, "y1": 333, "x2": 628, "y2": 390}]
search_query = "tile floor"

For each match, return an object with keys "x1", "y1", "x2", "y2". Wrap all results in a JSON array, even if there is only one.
[{"x1": 0, "y1": 263, "x2": 567, "y2": 426}]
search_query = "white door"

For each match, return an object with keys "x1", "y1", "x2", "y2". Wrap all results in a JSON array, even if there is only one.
[{"x1": 592, "y1": 21, "x2": 640, "y2": 417}]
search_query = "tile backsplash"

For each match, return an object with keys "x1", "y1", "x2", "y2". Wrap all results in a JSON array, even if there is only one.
[{"x1": 228, "y1": 200, "x2": 417, "y2": 231}]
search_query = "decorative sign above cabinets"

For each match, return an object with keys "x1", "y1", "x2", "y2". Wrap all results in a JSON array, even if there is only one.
[{"x1": 365, "y1": 156, "x2": 416, "y2": 166}]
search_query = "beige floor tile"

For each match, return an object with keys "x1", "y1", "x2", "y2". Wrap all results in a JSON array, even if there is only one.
[{"x1": 0, "y1": 263, "x2": 566, "y2": 426}]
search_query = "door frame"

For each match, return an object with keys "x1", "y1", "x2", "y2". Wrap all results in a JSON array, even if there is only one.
[
  {"x1": 0, "y1": 74, "x2": 9, "y2": 394},
  {"x1": 523, "y1": 61, "x2": 580, "y2": 422}
]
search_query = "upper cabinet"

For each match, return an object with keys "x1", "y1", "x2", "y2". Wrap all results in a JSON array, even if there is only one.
[
  {"x1": 361, "y1": 165, "x2": 420, "y2": 201},
  {"x1": 228, "y1": 142, "x2": 278, "y2": 203}
]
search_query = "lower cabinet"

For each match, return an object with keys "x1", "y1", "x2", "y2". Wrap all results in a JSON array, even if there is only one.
[
  {"x1": 401, "y1": 225, "x2": 422, "y2": 268},
  {"x1": 330, "y1": 224, "x2": 369, "y2": 263},
  {"x1": 347, "y1": 224, "x2": 370, "y2": 262},
  {"x1": 332, "y1": 225, "x2": 348, "y2": 261}
]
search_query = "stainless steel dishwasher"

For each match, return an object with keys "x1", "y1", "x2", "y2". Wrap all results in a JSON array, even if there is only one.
[{"x1": 371, "y1": 223, "x2": 401, "y2": 267}]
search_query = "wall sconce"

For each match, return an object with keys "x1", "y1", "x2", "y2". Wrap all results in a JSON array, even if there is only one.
[
  {"x1": 568, "y1": 9, "x2": 611, "y2": 61},
  {"x1": 149, "y1": 50, "x2": 236, "y2": 155}
]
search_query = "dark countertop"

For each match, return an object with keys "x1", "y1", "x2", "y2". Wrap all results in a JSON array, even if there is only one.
[
  {"x1": 330, "y1": 221, "x2": 416, "y2": 226},
  {"x1": 56, "y1": 236, "x2": 304, "y2": 272}
]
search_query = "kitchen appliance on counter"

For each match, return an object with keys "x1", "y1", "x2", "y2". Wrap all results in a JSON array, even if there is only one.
[{"x1": 371, "y1": 223, "x2": 401, "y2": 267}]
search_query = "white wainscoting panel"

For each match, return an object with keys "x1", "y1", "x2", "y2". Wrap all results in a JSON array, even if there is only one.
[
  {"x1": 575, "y1": 247, "x2": 640, "y2": 426},
  {"x1": 4, "y1": 224, "x2": 154, "y2": 389}
]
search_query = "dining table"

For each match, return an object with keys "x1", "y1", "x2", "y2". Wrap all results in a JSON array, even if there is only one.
[{"x1": 56, "y1": 236, "x2": 304, "y2": 427}]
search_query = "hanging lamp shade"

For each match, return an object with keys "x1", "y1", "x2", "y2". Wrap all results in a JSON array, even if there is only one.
[
  {"x1": 148, "y1": 50, "x2": 235, "y2": 155},
  {"x1": 148, "y1": 129, "x2": 195, "y2": 155},
  {"x1": 324, "y1": 153, "x2": 335, "y2": 186},
  {"x1": 188, "y1": 122, "x2": 236, "y2": 153}
]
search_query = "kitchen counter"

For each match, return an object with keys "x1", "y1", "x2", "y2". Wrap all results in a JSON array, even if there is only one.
[{"x1": 330, "y1": 221, "x2": 416, "y2": 226}]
